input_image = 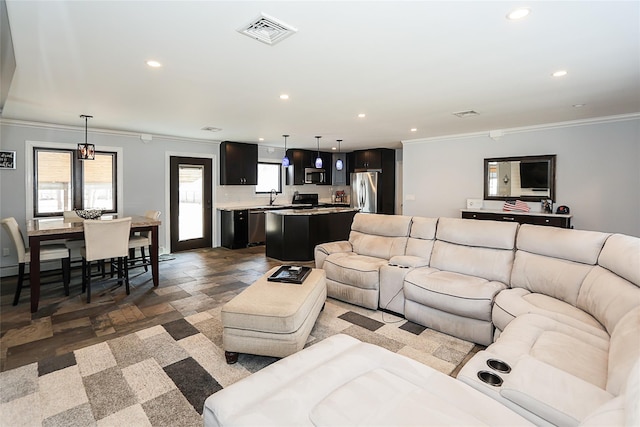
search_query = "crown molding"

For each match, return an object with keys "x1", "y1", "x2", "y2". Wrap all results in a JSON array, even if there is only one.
[
  {"x1": 0, "y1": 118, "x2": 221, "y2": 145},
  {"x1": 402, "y1": 113, "x2": 640, "y2": 146}
]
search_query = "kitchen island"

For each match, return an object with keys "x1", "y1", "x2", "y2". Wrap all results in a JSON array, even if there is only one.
[{"x1": 266, "y1": 207, "x2": 358, "y2": 261}]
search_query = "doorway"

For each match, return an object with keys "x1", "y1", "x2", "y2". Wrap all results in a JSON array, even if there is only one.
[{"x1": 169, "y1": 156, "x2": 212, "y2": 252}]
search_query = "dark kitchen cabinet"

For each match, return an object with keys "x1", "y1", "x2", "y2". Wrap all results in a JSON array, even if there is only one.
[
  {"x1": 285, "y1": 149, "x2": 332, "y2": 185},
  {"x1": 220, "y1": 141, "x2": 258, "y2": 185},
  {"x1": 221, "y1": 209, "x2": 248, "y2": 249},
  {"x1": 353, "y1": 149, "x2": 382, "y2": 170}
]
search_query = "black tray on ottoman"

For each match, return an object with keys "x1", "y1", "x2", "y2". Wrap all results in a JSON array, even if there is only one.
[{"x1": 267, "y1": 266, "x2": 312, "y2": 284}]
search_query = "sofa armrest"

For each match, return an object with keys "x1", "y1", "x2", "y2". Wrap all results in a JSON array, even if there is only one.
[
  {"x1": 388, "y1": 255, "x2": 430, "y2": 268},
  {"x1": 500, "y1": 356, "x2": 614, "y2": 426},
  {"x1": 315, "y1": 241, "x2": 353, "y2": 269}
]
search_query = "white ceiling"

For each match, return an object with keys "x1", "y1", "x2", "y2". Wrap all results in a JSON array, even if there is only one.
[{"x1": 3, "y1": 1, "x2": 639, "y2": 151}]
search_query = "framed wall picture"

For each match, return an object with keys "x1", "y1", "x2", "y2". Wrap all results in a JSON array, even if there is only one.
[{"x1": 0, "y1": 151, "x2": 16, "y2": 169}]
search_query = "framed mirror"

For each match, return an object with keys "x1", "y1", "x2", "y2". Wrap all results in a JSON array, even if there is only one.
[{"x1": 484, "y1": 154, "x2": 556, "y2": 201}]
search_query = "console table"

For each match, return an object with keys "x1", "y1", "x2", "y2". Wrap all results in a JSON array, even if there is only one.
[{"x1": 461, "y1": 209, "x2": 572, "y2": 229}]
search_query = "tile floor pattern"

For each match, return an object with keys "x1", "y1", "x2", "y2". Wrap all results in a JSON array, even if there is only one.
[{"x1": 0, "y1": 247, "x2": 483, "y2": 426}]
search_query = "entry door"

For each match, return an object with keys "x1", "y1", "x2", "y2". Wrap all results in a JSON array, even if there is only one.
[{"x1": 170, "y1": 156, "x2": 212, "y2": 252}]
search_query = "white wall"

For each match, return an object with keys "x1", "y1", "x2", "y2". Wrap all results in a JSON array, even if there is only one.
[
  {"x1": 0, "y1": 120, "x2": 218, "y2": 276},
  {"x1": 402, "y1": 115, "x2": 640, "y2": 236}
]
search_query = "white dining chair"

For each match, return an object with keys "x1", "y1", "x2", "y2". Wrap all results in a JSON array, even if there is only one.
[
  {"x1": 128, "y1": 210, "x2": 161, "y2": 272},
  {"x1": 1, "y1": 217, "x2": 71, "y2": 306},
  {"x1": 81, "y1": 217, "x2": 132, "y2": 303}
]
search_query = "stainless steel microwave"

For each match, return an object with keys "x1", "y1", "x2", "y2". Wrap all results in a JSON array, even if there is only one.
[{"x1": 304, "y1": 168, "x2": 326, "y2": 184}]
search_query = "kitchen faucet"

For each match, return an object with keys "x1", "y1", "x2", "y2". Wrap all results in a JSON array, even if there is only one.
[{"x1": 269, "y1": 189, "x2": 277, "y2": 206}]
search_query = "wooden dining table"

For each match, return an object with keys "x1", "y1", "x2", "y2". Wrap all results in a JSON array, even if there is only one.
[{"x1": 26, "y1": 215, "x2": 161, "y2": 313}]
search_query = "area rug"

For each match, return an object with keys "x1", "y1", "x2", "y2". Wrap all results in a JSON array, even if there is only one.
[{"x1": 0, "y1": 298, "x2": 478, "y2": 427}]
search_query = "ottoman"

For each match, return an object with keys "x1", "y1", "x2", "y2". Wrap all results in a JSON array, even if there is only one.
[{"x1": 222, "y1": 266, "x2": 327, "y2": 363}]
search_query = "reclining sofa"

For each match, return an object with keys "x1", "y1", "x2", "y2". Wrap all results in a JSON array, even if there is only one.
[{"x1": 312, "y1": 213, "x2": 640, "y2": 425}]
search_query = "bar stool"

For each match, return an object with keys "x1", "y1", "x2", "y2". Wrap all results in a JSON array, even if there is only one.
[
  {"x1": 1, "y1": 217, "x2": 71, "y2": 306},
  {"x1": 81, "y1": 217, "x2": 132, "y2": 303}
]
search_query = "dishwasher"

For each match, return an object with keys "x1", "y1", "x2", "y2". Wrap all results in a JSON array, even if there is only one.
[{"x1": 248, "y1": 209, "x2": 266, "y2": 245}]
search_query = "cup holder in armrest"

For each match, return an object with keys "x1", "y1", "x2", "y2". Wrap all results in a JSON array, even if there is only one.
[
  {"x1": 477, "y1": 370, "x2": 503, "y2": 387},
  {"x1": 487, "y1": 358, "x2": 511, "y2": 373}
]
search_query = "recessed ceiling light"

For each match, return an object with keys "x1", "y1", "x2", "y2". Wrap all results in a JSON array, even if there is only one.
[
  {"x1": 506, "y1": 8, "x2": 530, "y2": 20},
  {"x1": 410, "y1": 128, "x2": 417, "y2": 132},
  {"x1": 146, "y1": 60, "x2": 162, "y2": 68},
  {"x1": 358, "y1": 113, "x2": 366, "y2": 118},
  {"x1": 552, "y1": 70, "x2": 568, "y2": 77},
  {"x1": 331, "y1": 146, "x2": 337, "y2": 151},
  {"x1": 259, "y1": 137, "x2": 265, "y2": 141},
  {"x1": 279, "y1": 94, "x2": 289, "y2": 100},
  {"x1": 573, "y1": 103, "x2": 587, "y2": 108}
]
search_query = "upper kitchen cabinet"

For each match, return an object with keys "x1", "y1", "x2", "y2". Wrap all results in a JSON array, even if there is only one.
[
  {"x1": 351, "y1": 148, "x2": 395, "y2": 171},
  {"x1": 352, "y1": 149, "x2": 382, "y2": 169},
  {"x1": 220, "y1": 141, "x2": 258, "y2": 185},
  {"x1": 285, "y1": 149, "x2": 313, "y2": 185}
]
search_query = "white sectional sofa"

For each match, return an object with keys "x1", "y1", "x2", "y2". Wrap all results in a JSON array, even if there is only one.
[
  {"x1": 203, "y1": 213, "x2": 639, "y2": 426},
  {"x1": 312, "y1": 213, "x2": 640, "y2": 425}
]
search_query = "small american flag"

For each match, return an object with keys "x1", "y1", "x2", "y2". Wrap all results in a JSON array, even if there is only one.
[{"x1": 503, "y1": 200, "x2": 530, "y2": 212}]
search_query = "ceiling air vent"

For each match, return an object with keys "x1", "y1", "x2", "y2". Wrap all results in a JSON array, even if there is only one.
[
  {"x1": 453, "y1": 110, "x2": 480, "y2": 118},
  {"x1": 238, "y1": 13, "x2": 298, "y2": 46}
]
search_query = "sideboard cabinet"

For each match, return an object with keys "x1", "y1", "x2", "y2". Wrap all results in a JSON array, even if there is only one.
[{"x1": 461, "y1": 209, "x2": 572, "y2": 229}]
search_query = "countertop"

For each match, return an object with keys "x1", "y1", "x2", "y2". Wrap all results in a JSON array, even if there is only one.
[
  {"x1": 267, "y1": 207, "x2": 359, "y2": 216},
  {"x1": 218, "y1": 203, "x2": 350, "y2": 212}
]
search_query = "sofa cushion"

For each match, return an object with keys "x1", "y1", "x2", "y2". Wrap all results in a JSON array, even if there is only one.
[
  {"x1": 310, "y1": 368, "x2": 522, "y2": 426},
  {"x1": 405, "y1": 216, "x2": 438, "y2": 258},
  {"x1": 436, "y1": 217, "x2": 518, "y2": 250},
  {"x1": 607, "y1": 306, "x2": 640, "y2": 395},
  {"x1": 516, "y1": 224, "x2": 610, "y2": 265},
  {"x1": 493, "y1": 288, "x2": 607, "y2": 337},
  {"x1": 404, "y1": 268, "x2": 506, "y2": 321},
  {"x1": 530, "y1": 331, "x2": 608, "y2": 388},
  {"x1": 487, "y1": 314, "x2": 610, "y2": 383},
  {"x1": 431, "y1": 241, "x2": 515, "y2": 285},
  {"x1": 511, "y1": 251, "x2": 594, "y2": 306},
  {"x1": 597, "y1": 234, "x2": 640, "y2": 286},
  {"x1": 323, "y1": 252, "x2": 387, "y2": 290},
  {"x1": 577, "y1": 265, "x2": 640, "y2": 335},
  {"x1": 348, "y1": 213, "x2": 411, "y2": 259},
  {"x1": 500, "y1": 356, "x2": 614, "y2": 427}
]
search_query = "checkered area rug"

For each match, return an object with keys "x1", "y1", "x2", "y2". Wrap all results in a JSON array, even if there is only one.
[{"x1": 0, "y1": 299, "x2": 476, "y2": 426}]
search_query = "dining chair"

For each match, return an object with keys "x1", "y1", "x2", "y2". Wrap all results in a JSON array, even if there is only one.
[
  {"x1": 1, "y1": 217, "x2": 71, "y2": 306},
  {"x1": 81, "y1": 217, "x2": 132, "y2": 303},
  {"x1": 128, "y1": 210, "x2": 161, "y2": 272}
]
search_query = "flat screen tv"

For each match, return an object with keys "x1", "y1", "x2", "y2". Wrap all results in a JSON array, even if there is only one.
[{"x1": 520, "y1": 161, "x2": 549, "y2": 189}]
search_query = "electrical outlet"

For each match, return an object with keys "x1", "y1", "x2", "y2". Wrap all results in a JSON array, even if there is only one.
[{"x1": 2, "y1": 248, "x2": 10, "y2": 256}]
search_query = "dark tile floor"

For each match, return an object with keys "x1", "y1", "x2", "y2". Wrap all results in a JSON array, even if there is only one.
[{"x1": 1, "y1": 246, "x2": 312, "y2": 372}]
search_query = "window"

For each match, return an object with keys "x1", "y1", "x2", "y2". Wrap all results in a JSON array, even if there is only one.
[
  {"x1": 255, "y1": 162, "x2": 282, "y2": 194},
  {"x1": 34, "y1": 147, "x2": 117, "y2": 217}
]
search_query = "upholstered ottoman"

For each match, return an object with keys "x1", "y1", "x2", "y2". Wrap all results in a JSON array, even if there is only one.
[{"x1": 221, "y1": 266, "x2": 326, "y2": 363}]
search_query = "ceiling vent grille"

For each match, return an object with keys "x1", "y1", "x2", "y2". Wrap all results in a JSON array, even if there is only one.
[
  {"x1": 453, "y1": 110, "x2": 480, "y2": 118},
  {"x1": 238, "y1": 13, "x2": 298, "y2": 46}
]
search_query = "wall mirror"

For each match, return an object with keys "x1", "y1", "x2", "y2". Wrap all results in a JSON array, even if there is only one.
[{"x1": 484, "y1": 154, "x2": 556, "y2": 201}]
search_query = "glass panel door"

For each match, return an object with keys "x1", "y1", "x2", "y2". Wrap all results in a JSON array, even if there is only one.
[{"x1": 170, "y1": 156, "x2": 212, "y2": 252}]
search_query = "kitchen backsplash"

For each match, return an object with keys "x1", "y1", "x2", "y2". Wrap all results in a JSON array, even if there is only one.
[{"x1": 216, "y1": 184, "x2": 350, "y2": 208}]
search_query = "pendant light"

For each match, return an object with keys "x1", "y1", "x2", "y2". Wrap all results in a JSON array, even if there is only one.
[
  {"x1": 77, "y1": 114, "x2": 95, "y2": 160},
  {"x1": 282, "y1": 134, "x2": 290, "y2": 167},
  {"x1": 314, "y1": 136, "x2": 323, "y2": 168},
  {"x1": 335, "y1": 139, "x2": 343, "y2": 171}
]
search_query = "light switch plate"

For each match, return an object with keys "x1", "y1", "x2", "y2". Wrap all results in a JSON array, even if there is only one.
[{"x1": 466, "y1": 199, "x2": 483, "y2": 209}]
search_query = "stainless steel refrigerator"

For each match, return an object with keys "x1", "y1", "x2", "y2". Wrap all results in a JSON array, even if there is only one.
[{"x1": 351, "y1": 172, "x2": 378, "y2": 213}]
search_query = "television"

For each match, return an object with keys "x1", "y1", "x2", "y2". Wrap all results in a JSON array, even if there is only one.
[{"x1": 520, "y1": 161, "x2": 549, "y2": 189}]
